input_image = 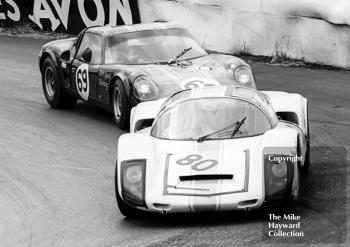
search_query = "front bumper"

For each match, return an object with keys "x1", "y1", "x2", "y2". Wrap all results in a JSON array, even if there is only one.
[{"x1": 127, "y1": 192, "x2": 266, "y2": 213}]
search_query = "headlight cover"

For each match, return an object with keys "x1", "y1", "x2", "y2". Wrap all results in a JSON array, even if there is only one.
[
  {"x1": 133, "y1": 76, "x2": 159, "y2": 101},
  {"x1": 233, "y1": 65, "x2": 256, "y2": 87},
  {"x1": 264, "y1": 154, "x2": 294, "y2": 200},
  {"x1": 121, "y1": 159, "x2": 146, "y2": 208}
]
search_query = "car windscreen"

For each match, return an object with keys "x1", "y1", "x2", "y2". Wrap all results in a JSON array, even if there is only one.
[
  {"x1": 151, "y1": 98, "x2": 272, "y2": 141},
  {"x1": 105, "y1": 28, "x2": 207, "y2": 65}
]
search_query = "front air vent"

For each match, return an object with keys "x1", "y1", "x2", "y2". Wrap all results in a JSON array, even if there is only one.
[
  {"x1": 237, "y1": 199, "x2": 258, "y2": 208},
  {"x1": 179, "y1": 174, "x2": 233, "y2": 181}
]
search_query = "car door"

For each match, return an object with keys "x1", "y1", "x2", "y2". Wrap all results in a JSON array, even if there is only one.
[{"x1": 70, "y1": 32, "x2": 103, "y2": 102}]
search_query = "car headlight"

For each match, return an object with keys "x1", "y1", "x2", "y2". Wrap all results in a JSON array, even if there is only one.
[
  {"x1": 271, "y1": 161, "x2": 288, "y2": 178},
  {"x1": 264, "y1": 155, "x2": 293, "y2": 200},
  {"x1": 233, "y1": 65, "x2": 255, "y2": 87},
  {"x1": 134, "y1": 76, "x2": 159, "y2": 101},
  {"x1": 121, "y1": 159, "x2": 146, "y2": 207}
]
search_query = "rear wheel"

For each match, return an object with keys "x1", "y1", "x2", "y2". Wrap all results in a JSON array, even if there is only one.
[
  {"x1": 115, "y1": 162, "x2": 143, "y2": 217},
  {"x1": 42, "y1": 57, "x2": 76, "y2": 108},
  {"x1": 111, "y1": 79, "x2": 130, "y2": 130}
]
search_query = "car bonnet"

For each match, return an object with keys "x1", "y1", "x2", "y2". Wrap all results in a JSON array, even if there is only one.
[
  {"x1": 148, "y1": 135, "x2": 264, "y2": 197},
  {"x1": 134, "y1": 55, "x2": 240, "y2": 97}
]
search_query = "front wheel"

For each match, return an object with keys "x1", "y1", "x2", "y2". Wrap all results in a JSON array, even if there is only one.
[
  {"x1": 111, "y1": 79, "x2": 130, "y2": 130},
  {"x1": 290, "y1": 139, "x2": 302, "y2": 203},
  {"x1": 290, "y1": 163, "x2": 301, "y2": 202},
  {"x1": 302, "y1": 104, "x2": 311, "y2": 173},
  {"x1": 42, "y1": 57, "x2": 77, "y2": 108},
  {"x1": 302, "y1": 140, "x2": 311, "y2": 173}
]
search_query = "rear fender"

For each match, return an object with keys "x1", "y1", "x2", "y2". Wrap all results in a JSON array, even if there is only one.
[
  {"x1": 39, "y1": 38, "x2": 75, "y2": 82},
  {"x1": 40, "y1": 48, "x2": 66, "y2": 87},
  {"x1": 262, "y1": 128, "x2": 298, "y2": 152},
  {"x1": 118, "y1": 133, "x2": 154, "y2": 161},
  {"x1": 130, "y1": 99, "x2": 166, "y2": 133},
  {"x1": 261, "y1": 128, "x2": 300, "y2": 198},
  {"x1": 40, "y1": 50, "x2": 59, "y2": 72},
  {"x1": 117, "y1": 133, "x2": 154, "y2": 198},
  {"x1": 262, "y1": 91, "x2": 308, "y2": 136}
]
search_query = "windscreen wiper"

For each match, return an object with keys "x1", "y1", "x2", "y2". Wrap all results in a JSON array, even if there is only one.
[
  {"x1": 231, "y1": 117, "x2": 246, "y2": 138},
  {"x1": 168, "y1": 47, "x2": 192, "y2": 65},
  {"x1": 197, "y1": 117, "x2": 246, "y2": 143}
]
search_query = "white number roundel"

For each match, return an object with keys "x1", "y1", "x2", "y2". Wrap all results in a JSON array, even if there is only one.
[
  {"x1": 76, "y1": 64, "x2": 89, "y2": 101},
  {"x1": 180, "y1": 77, "x2": 220, "y2": 90}
]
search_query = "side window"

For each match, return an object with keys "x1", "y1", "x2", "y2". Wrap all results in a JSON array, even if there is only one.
[{"x1": 76, "y1": 33, "x2": 102, "y2": 64}]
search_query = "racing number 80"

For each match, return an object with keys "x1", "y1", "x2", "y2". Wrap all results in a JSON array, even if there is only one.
[{"x1": 176, "y1": 154, "x2": 218, "y2": 171}]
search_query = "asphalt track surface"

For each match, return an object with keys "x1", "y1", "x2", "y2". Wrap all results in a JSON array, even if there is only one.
[{"x1": 0, "y1": 36, "x2": 349, "y2": 247}]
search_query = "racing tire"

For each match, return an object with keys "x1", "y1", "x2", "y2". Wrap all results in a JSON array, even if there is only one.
[
  {"x1": 284, "y1": 140, "x2": 301, "y2": 208},
  {"x1": 287, "y1": 142, "x2": 301, "y2": 208},
  {"x1": 302, "y1": 140, "x2": 311, "y2": 174},
  {"x1": 111, "y1": 79, "x2": 130, "y2": 130},
  {"x1": 114, "y1": 162, "x2": 143, "y2": 218},
  {"x1": 42, "y1": 57, "x2": 77, "y2": 108},
  {"x1": 290, "y1": 163, "x2": 301, "y2": 203},
  {"x1": 302, "y1": 113, "x2": 311, "y2": 173},
  {"x1": 284, "y1": 164, "x2": 301, "y2": 209}
]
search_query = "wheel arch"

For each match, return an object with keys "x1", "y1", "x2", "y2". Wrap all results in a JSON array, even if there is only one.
[
  {"x1": 39, "y1": 50, "x2": 58, "y2": 72},
  {"x1": 109, "y1": 74, "x2": 131, "y2": 104}
]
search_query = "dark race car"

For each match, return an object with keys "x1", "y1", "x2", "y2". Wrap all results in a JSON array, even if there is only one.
[{"x1": 39, "y1": 22, "x2": 256, "y2": 129}]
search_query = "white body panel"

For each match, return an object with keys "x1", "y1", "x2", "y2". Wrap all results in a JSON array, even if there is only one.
[
  {"x1": 262, "y1": 91, "x2": 308, "y2": 135},
  {"x1": 130, "y1": 99, "x2": 165, "y2": 133},
  {"x1": 118, "y1": 88, "x2": 308, "y2": 213},
  {"x1": 117, "y1": 127, "x2": 302, "y2": 213},
  {"x1": 131, "y1": 91, "x2": 308, "y2": 136}
]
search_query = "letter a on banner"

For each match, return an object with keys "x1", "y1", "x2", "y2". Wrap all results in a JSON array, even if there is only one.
[
  {"x1": 29, "y1": 0, "x2": 60, "y2": 31},
  {"x1": 51, "y1": 0, "x2": 71, "y2": 30}
]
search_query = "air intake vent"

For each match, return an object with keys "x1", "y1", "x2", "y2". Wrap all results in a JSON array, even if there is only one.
[{"x1": 179, "y1": 174, "x2": 233, "y2": 181}]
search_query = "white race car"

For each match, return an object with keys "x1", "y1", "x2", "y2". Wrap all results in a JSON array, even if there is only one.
[{"x1": 115, "y1": 86, "x2": 310, "y2": 216}]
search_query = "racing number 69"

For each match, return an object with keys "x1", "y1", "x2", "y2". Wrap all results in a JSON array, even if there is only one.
[{"x1": 77, "y1": 69, "x2": 88, "y2": 93}]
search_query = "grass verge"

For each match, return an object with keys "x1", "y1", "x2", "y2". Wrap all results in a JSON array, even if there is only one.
[
  {"x1": 208, "y1": 50, "x2": 346, "y2": 71},
  {"x1": 0, "y1": 22, "x2": 72, "y2": 40}
]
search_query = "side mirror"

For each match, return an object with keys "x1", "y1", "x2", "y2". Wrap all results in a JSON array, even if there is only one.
[
  {"x1": 81, "y1": 47, "x2": 92, "y2": 63},
  {"x1": 60, "y1": 50, "x2": 70, "y2": 61}
]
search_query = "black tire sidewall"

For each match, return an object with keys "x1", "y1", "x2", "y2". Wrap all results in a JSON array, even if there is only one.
[
  {"x1": 291, "y1": 163, "x2": 301, "y2": 201},
  {"x1": 112, "y1": 80, "x2": 130, "y2": 130},
  {"x1": 302, "y1": 107, "x2": 311, "y2": 173},
  {"x1": 287, "y1": 138, "x2": 301, "y2": 206},
  {"x1": 303, "y1": 140, "x2": 310, "y2": 173},
  {"x1": 42, "y1": 58, "x2": 62, "y2": 108}
]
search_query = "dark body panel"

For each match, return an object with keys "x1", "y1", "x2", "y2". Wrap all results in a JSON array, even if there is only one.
[{"x1": 39, "y1": 24, "x2": 255, "y2": 115}]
